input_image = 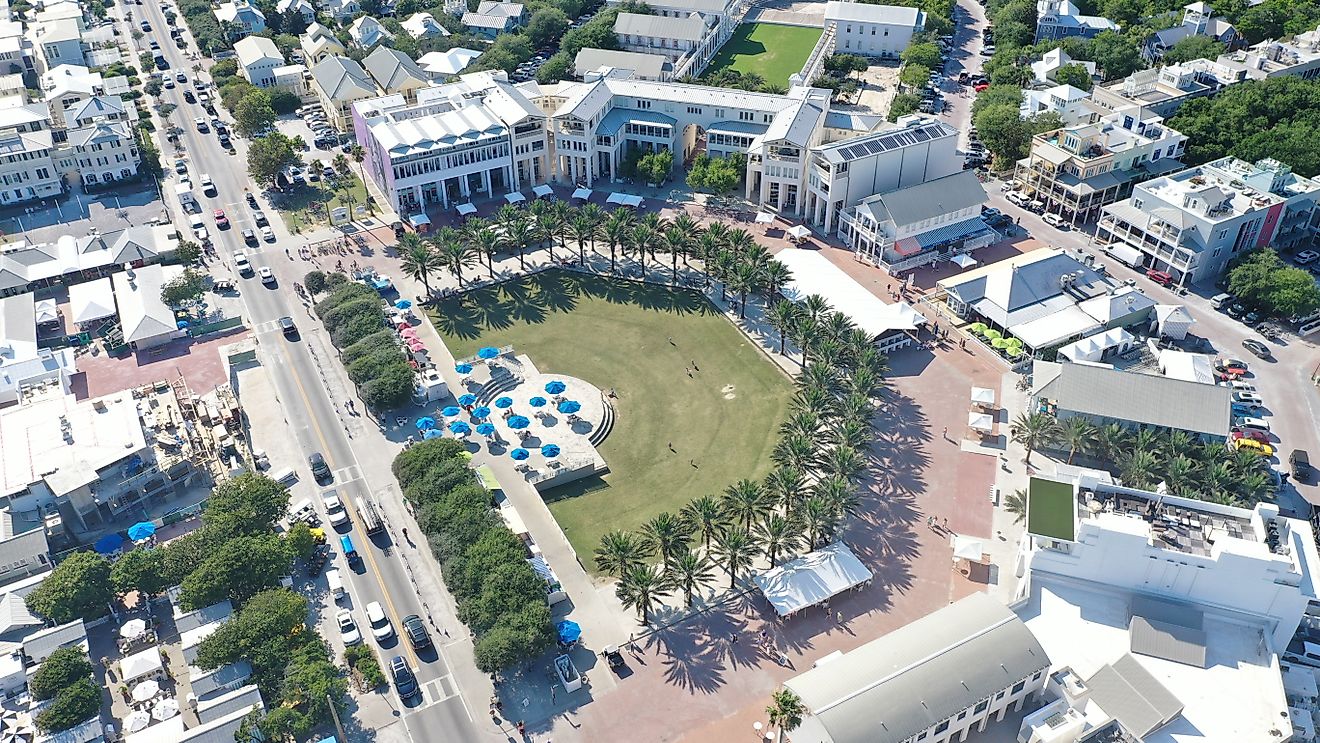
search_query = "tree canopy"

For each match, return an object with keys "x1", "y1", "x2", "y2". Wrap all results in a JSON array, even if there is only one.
[
  {"x1": 1161, "y1": 35, "x2": 1225, "y2": 64},
  {"x1": 247, "y1": 132, "x2": 302, "y2": 187},
  {"x1": 110, "y1": 547, "x2": 170, "y2": 597},
  {"x1": 234, "y1": 89, "x2": 276, "y2": 137},
  {"x1": 1168, "y1": 76, "x2": 1320, "y2": 176},
  {"x1": 178, "y1": 534, "x2": 293, "y2": 610},
  {"x1": 29, "y1": 647, "x2": 93, "y2": 702},
  {"x1": 203, "y1": 472, "x2": 291, "y2": 538},
  {"x1": 24, "y1": 551, "x2": 113, "y2": 624},
  {"x1": 1227, "y1": 248, "x2": 1320, "y2": 318},
  {"x1": 1053, "y1": 63, "x2": 1093, "y2": 90},
  {"x1": 160, "y1": 268, "x2": 206, "y2": 308}
]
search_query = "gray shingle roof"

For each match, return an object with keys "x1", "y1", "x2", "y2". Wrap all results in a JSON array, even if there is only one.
[
  {"x1": 784, "y1": 593, "x2": 1049, "y2": 743},
  {"x1": 1032, "y1": 360, "x2": 1232, "y2": 438},
  {"x1": 861, "y1": 170, "x2": 986, "y2": 228},
  {"x1": 573, "y1": 48, "x2": 671, "y2": 78},
  {"x1": 363, "y1": 46, "x2": 428, "y2": 92},
  {"x1": 1086, "y1": 654, "x2": 1184, "y2": 737},
  {"x1": 311, "y1": 56, "x2": 376, "y2": 102},
  {"x1": 614, "y1": 12, "x2": 707, "y2": 42}
]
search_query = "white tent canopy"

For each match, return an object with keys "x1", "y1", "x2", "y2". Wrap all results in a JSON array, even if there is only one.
[
  {"x1": 605, "y1": 193, "x2": 643, "y2": 207},
  {"x1": 754, "y1": 211, "x2": 774, "y2": 225},
  {"x1": 571, "y1": 187, "x2": 592, "y2": 200},
  {"x1": 69, "y1": 277, "x2": 116, "y2": 324},
  {"x1": 951, "y1": 253, "x2": 978, "y2": 268},
  {"x1": 1058, "y1": 327, "x2": 1134, "y2": 363},
  {"x1": 970, "y1": 387, "x2": 995, "y2": 406},
  {"x1": 532, "y1": 184, "x2": 554, "y2": 198},
  {"x1": 968, "y1": 411, "x2": 994, "y2": 432},
  {"x1": 123, "y1": 711, "x2": 150, "y2": 734},
  {"x1": 504, "y1": 192, "x2": 526, "y2": 204},
  {"x1": 952, "y1": 535, "x2": 985, "y2": 562},
  {"x1": 787, "y1": 225, "x2": 811, "y2": 239},
  {"x1": 119, "y1": 647, "x2": 162, "y2": 682},
  {"x1": 777, "y1": 249, "x2": 928, "y2": 340},
  {"x1": 455, "y1": 203, "x2": 477, "y2": 216},
  {"x1": 33, "y1": 299, "x2": 57, "y2": 324},
  {"x1": 131, "y1": 679, "x2": 159, "y2": 703},
  {"x1": 754, "y1": 542, "x2": 872, "y2": 617}
]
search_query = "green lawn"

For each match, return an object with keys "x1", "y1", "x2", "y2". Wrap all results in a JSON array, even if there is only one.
[
  {"x1": 270, "y1": 173, "x2": 371, "y2": 233},
  {"x1": 431, "y1": 272, "x2": 793, "y2": 569},
  {"x1": 706, "y1": 23, "x2": 824, "y2": 87},
  {"x1": 1027, "y1": 476, "x2": 1076, "y2": 542}
]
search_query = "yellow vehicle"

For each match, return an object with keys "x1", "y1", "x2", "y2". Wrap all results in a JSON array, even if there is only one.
[{"x1": 1234, "y1": 438, "x2": 1274, "y2": 457}]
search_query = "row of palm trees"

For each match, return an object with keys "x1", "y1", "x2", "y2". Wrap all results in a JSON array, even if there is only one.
[
  {"x1": 395, "y1": 201, "x2": 794, "y2": 315},
  {"x1": 1009, "y1": 412, "x2": 1272, "y2": 507},
  {"x1": 596, "y1": 295, "x2": 889, "y2": 623}
]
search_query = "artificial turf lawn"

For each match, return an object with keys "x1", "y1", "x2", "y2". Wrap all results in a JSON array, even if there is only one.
[
  {"x1": 430, "y1": 271, "x2": 793, "y2": 570},
  {"x1": 705, "y1": 22, "x2": 824, "y2": 87}
]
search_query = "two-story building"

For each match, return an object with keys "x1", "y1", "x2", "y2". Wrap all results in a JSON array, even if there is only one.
[
  {"x1": 300, "y1": 22, "x2": 347, "y2": 66},
  {"x1": 348, "y1": 16, "x2": 393, "y2": 49},
  {"x1": 214, "y1": 0, "x2": 267, "y2": 39},
  {"x1": 311, "y1": 56, "x2": 379, "y2": 131},
  {"x1": 613, "y1": 12, "x2": 721, "y2": 77},
  {"x1": 402, "y1": 12, "x2": 449, "y2": 39},
  {"x1": 0, "y1": 102, "x2": 62, "y2": 205},
  {"x1": 1035, "y1": 0, "x2": 1118, "y2": 43},
  {"x1": 234, "y1": 36, "x2": 283, "y2": 88},
  {"x1": 1097, "y1": 156, "x2": 1320, "y2": 284},
  {"x1": 1020, "y1": 83, "x2": 1094, "y2": 126},
  {"x1": 1143, "y1": 1, "x2": 1242, "y2": 62},
  {"x1": 462, "y1": 1, "x2": 525, "y2": 37},
  {"x1": 31, "y1": 18, "x2": 83, "y2": 76},
  {"x1": 1015, "y1": 106, "x2": 1188, "y2": 225},
  {"x1": 823, "y1": 2, "x2": 924, "y2": 59},
  {"x1": 363, "y1": 46, "x2": 430, "y2": 103},
  {"x1": 839, "y1": 169, "x2": 994, "y2": 270}
]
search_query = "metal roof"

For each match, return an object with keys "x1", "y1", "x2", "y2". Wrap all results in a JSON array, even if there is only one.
[
  {"x1": 1086, "y1": 654, "x2": 1184, "y2": 737},
  {"x1": 573, "y1": 48, "x2": 671, "y2": 79},
  {"x1": 613, "y1": 12, "x2": 707, "y2": 42},
  {"x1": 824, "y1": 1, "x2": 923, "y2": 25},
  {"x1": 860, "y1": 170, "x2": 986, "y2": 228},
  {"x1": 311, "y1": 56, "x2": 376, "y2": 103},
  {"x1": 1129, "y1": 595, "x2": 1206, "y2": 667},
  {"x1": 814, "y1": 119, "x2": 956, "y2": 164},
  {"x1": 1032, "y1": 361, "x2": 1232, "y2": 438},
  {"x1": 784, "y1": 593, "x2": 1049, "y2": 743}
]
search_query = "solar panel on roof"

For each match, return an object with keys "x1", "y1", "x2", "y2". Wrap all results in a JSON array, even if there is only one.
[
  {"x1": 911, "y1": 128, "x2": 931, "y2": 142},
  {"x1": 844, "y1": 145, "x2": 868, "y2": 160},
  {"x1": 877, "y1": 135, "x2": 900, "y2": 151}
]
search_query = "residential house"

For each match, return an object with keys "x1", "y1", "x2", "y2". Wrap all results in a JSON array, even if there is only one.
[
  {"x1": 311, "y1": 56, "x2": 378, "y2": 130},
  {"x1": 1143, "y1": 2, "x2": 1242, "y2": 62},
  {"x1": 323, "y1": 0, "x2": 362, "y2": 22},
  {"x1": 1212, "y1": 23, "x2": 1320, "y2": 82},
  {"x1": 462, "y1": 1, "x2": 525, "y2": 37},
  {"x1": 1035, "y1": 0, "x2": 1118, "y2": 42},
  {"x1": 214, "y1": 1, "x2": 267, "y2": 39},
  {"x1": 65, "y1": 118, "x2": 139, "y2": 186},
  {"x1": 402, "y1": 12, "x2": 449, "y2": 39},
  {"x1": 573, "y1": 48, "x2": 674, "y2": 81},
  {"x1": 839, "y1": 169, "x2": 994, "y2": 270},
  {"x1": 1014, "y1": 105, "x2": 1188, "y2": 225},
  {"x1": 0, "y1": 102, "x2": 62, "y2": 205},
  {"x1": 1030, "y1": 47, "x2": 1096, "y2": 85},
  {"x1": 784, "y1": 593, "x2": 1051, "y2": 743},
  {"x1": 416, "y1": 48, "x2": 482, "y2": 78},
  {"x1": 1097, "y1": 156, "x2": 1320, "y2": 284},
  {"x1": 272, "y1": 64, "x2": 308, "y2": 96},
  {"x1": 1030, "y1": 360, "x2": 1230, "y2": 440},
  {"x1": 1020, "y1": 84, "x2": 1095, "y2": 126},
  {"x1": 40, "y1": 64, "x2": 103, "y2": 130},
  {"x1": 363, "y1": 46, "x2": 429, "y2": 102},
  {"x1": 1090, "y1": 60, "x2": 1229, "y2": 118},
  {"x1": 275, "y1": 0, "x2": 316, "y2": 26},
  {"x1": 0, "y1": 509, "x2": 52, "y2": 590},
  {"x1": 31, "y1": 18, "x2": 83, "y2": 75},
  {"x1": 65, "y1": 95, "x2": 130, "y2": 128},
  {"x1": 348, "y1": 16, "x2": 393, "y2": 49},
  {"x1": 234, "y1": 36, "x2": 284, "y2": 88},
  {"x1": 300, "y1": 23, "x2": 346, "y2": 65},
  {"x1": 823, "y1": 2, "x2": 924, "y2": 59},
  {"x1": 0, "y1": 21, "x2": 26, "y2": 78}
]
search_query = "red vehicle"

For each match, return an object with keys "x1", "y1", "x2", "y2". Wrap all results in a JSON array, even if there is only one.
[
  {"x1": 1232, "y1": 429, "x2": 1270, "y2": 444},
  {"x1": 974, "y1": 83, "x2": 990, "y2": 92},
  {"x1": 1145, "y1": 269, "x2": 1174, "y2": 287},
  {"x1": 213, "y1": 209, "x2": 229, "y2": 228}
]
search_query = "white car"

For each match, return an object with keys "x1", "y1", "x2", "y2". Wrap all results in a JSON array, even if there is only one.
[
  {"x1": 366, "y1": 601, "x2": 394, "y2": 641},
  {"x1": 187, "y1": 214, "x2": 208, "y2": 241},
  {"x1": 323, "y1": 493, "x2": 349, "y2": 526},
  {"x1": 1295, "y1": 250, "x2": 1320, "y2": 265},
  {"x1": 258, "y1": 266, "x2": 275, "y2": 285},
  {"x1": 1233, "y1": 390, "x2": 1264, "y2": 405},
  {"x1": 199, "y1": 174, "x2": 216, "y2": 195},
  {"x1": 1228, "y1": 381, "x2": 1257, "y2": 393},
  {"x1": 1235, "y1": 416, "x2": 1270, "y2": 432},
  {"x1": 233, "y1": 250, "x2": 251, "y2": 274},
  {"x1": 1043, "y1": 213, "x2": 1070, "y2": 230},
  {"x1": 336, "y1": 609, "x2": 361, "y2": 646},
  {"x1": 261, "y1": 225, "x2": 275, "y2": 242}
]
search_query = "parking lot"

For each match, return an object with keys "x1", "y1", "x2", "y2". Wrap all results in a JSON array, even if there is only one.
[{"x1": 0, "y1": 180, "x2": 166, "y2": 244}]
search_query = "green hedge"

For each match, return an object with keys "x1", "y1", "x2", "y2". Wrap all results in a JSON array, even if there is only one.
[
  {"x1": 309, "y1": 272, "x2": 414, "y2": 410},
  {"x1": 391, "y1": 439, "x2": 554, "y2": 672}
]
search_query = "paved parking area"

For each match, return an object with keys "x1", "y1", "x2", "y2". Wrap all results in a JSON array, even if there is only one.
[{"x1": 0, "y1": 181, "x2": 165, "y2": 244}]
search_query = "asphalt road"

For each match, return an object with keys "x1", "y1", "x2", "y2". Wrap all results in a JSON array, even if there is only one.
[{"x1": 118, "y1": 6, "x2": 482, "y2": 739}]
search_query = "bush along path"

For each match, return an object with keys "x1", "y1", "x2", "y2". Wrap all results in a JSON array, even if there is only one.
[{"x1": 305, "y1": 271, "x2": 416, "y2": 410}]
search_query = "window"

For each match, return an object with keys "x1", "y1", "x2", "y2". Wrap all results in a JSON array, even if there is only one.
[
  {"x1": 957, "y1": 711, "x2": 967, "y2": 720},
  {"x1": 1012, "y1": 681, "x2": 1026, "y2": 694},
  {"x1": 974, "y1": 700, "x2": 989, "y2": 714},
  {"x1": 1033, "y1": 671, "x2": 1043, "y2": 680},
  {"x1": 934, "y1": 721, "x2": 950, "y2": 734}
]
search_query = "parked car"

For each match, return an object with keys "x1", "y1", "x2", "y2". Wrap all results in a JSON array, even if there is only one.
[
  {"x1": 259, "y1": 266, "x2": 275, "y2": 285},
  {"x1": 366, "y1": 602, "x2": 394, "y2": 641},
  {"x1": 1242, "y1": 338, "x2": 1272, "y2": 359},
  {"x1": 252, "y1": 210, "x2": 268, "y2": 226},
  {"x1": 1295, "y1": 250, "x2": 1319, "y2": 265},
  {"x1": 1145, "y1": 269, "x2": 1174, "y2": 287},
  {"x1": 1235, "y1": 416, "x2": 1271, "y2": 432},
  {"x1": 1234, "y1": 438, "x2": 1274, "y2": 457},
  {"x1": 1043, "y1": 213, "x2": 1069, "y2": 230},
  {"x1": 1232, "y1": 429, "x2": 1269, "y2": 444},
  {"x1": 336, "y1": 609, "x2": 362, "y2": 646},
  {"x1": 402, "y1": 614, "x2": 431, "y2": 649},
  {"x1": 1215, "y1": 357, "x2": 1249, "y2": 373},
  {"x1": 261, "y1": 225, "x2": 275, "y2": 242},
  {"x1": 1232, "y1": 390, "x2": 1264, "y2": 405}
]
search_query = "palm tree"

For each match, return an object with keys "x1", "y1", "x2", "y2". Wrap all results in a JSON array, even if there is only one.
[
  {"x1": 695, "y1": 231, "x2": 723, "y2": 288},
  {"x1": 779, "y1": 410, "x2": 820, "y2": 441},
  {"x1": 663, "y1": 226, "x2": 688, "y2": 285},
  {"x1": 1095, "y1": 423, "x2": 1129, "y2": 462},
  {"x1": 801, "y1": 294, "x2": 831, "y2": 325},
  {"x1": 504, "y1": 218, "x2": 535, "y2": 271},
  {"x1": 671, "y1": 213, "x2": 701, "y2": 265},
  {"x1": 814, "y1": 475, "x2": 861, "y2": 521},
  {"x1": 546, "y1": 200, "x2": 571, "y2": 259},
  {"x1": 640, "y1": 512, "x2": 691, "y2": 566},
  {"x1": 1163, "y1": 455, "x2": 1197, "y2": 496},
  {"x1": 791, "y1": 384, "x2": 835, "y2": 418},
  {"x1": 712, "y1": 528, "x2": 757, "y2": 588},
  {"x1": 568, "y1": 211, "x2": 598, "y2": 265},
  {"x1": 681, "y1": 495, "x2": 727, "y2": 552},
  {"x1": 616, "y1": 564, "x2": 671, "y2": 624},
  {"x1": 399, "y1": 235, "x2": 440, "y2": 295},
  {"x1": 1162, "y1": 430, "x2": 1194, "y2": 460},
  {"x1": 798, "y1": 362, "x2": 839, "y2": 396},
  {"x1": 595, "y1": 530, "x2": 649, "y2": 577},
  {"x1": 469, "y1": 227, "x2": 503, "y2": 279},
  {"x1": 729, "y1": 262, "x2": 761, "y2": 318},
  {"x1": 1058, "y1": 417, "x2": 1097, "y2": 465},
  {"x1": 755, "y1": 513, "x2": 802, "y2": 568},
  {"x1": 528, "y1": 198, "x2": 553, "y2": 258},
  {"x1": 602, "y1": 208, "x2": 635, "y2": 274},
  {"x1": 773, "y1": 433, "x2": 817, "y2": 473},
  {"x1": 434, "y1": 230, "x2": 476, "y2": 286},
  {"x1": 494, "y1": 203, "x2": 523, "y2": 232},
  {"x1": 1236, "y1": 470, "x2": 1272, "y2": 505},
  {"x1": 761, "y1": 259, "x2": 792, "y2": 300},
  {"x1": 798, "y1": 496, "x2": 836, "y2": 549},
  {"x1": 830, "y1": 418, "x2": 871, "y2": 452},
  {"x1": 1004, "y1": 489, "x2": 1027, "y2": 524},
  {"x1": 821, "y1": 446, "x2": 865, "y2": 482},
  {"x1": 1200, "y1": 461, "x2": 1234, "y2": 501},
  {"x1": 629, "y1": 223, "x2": 658, "y2": 273},
  {"x1": 722, "y1": 479, "x2": 771, "y2": 534},
  {"x1": 767, "y1": 301, "x2": 800, "y2": 356},
  {"x1": 763, "y1": 466, "x2": 805, "y2": 511},
  {"x1": 1120, "y1": 449, "x2": 1159, "y2": 489},
  {"x1": 766, "y1": 688, "x2": 806, "y2": 743},
  {"x1": 667, "y1": 549, "x2": 715, "y2": 608},
  {"x1": 1130, "y1": 427, "x2": 1160, "y2": 454},
  {"x1": 1230, "y1": 448, "x2": 1265, "y2": 478},
  {"x1": 460, "y1": 216, "x2": 492, "y2": 269},
  {"x1": 348, "y1": 144, "x2": 368, "y2": 204},
  {"x1": 1010, "y1": 412, "x2": 1059, "y2": 464}
]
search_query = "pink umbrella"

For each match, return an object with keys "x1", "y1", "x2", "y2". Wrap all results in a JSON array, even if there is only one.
[
  {"x1": 400, "y1": 328, "x2": 420, "y2": 338},
  {"x1": 395, "y1": 321, "x2": 411, "y2": 331},
  {"x1": 408, "y1": 341, "x2": 426, "y2": 352}
]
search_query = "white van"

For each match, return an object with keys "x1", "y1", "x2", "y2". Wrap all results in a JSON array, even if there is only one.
[
  {"x1": 1235, "y1": 416, "x2": 1271, "y2": 432},
  {"x1": 1300, "y1": 318, "x2": 1320, "y2": 337},
  {"x1": 1211, "y1": 293, "x2": 1233, "y2": 310},
  {"x1": 271, "y1": 467, "x2": 297, "y2": 486},
  {"x1": 326, "y1": 569, "x2": 346, "y2": 601}
]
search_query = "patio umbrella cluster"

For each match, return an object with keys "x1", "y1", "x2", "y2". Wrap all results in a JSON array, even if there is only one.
[
  {"x1": 127, "y1": 521, "x2": 156, "y2": 541},
  {"x1": 477, "y1": 346, "x2": 500, "y2": 360}
]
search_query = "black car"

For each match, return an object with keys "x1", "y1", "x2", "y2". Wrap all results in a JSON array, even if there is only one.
[
  {"x1": 183, "y1": 90, "x2": 195, "y2": 103},
  {"x1": 241, "y1": 228, "x2": 257, "y2": 246},
  {"x1": 252, "y1": 210, "x2": 268, "y2": 227},
  {"x1": 309, "y1": 452, "x2": 332, "y2": 482},
  {"x1": 391, "y1": 657, "x2": 419, "y2": 700},
  {"x1": 280, "y1": 316, "x2": 298, "y2": 338},
  {"x1": 402, "y1": 614, "x2": 431, "y2": 649},
  {"x1": 245, "y1": 191, "x2": 259, "y2": 208}
]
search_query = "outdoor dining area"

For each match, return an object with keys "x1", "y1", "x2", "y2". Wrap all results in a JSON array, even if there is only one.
[{"x1": 967, "y1": 386, "x2": 998, "y2": 441}]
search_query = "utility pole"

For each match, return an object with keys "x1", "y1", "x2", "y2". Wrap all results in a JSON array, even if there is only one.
[{"x1": 327, "y1": 694, "x2": 348, "y2": 742}]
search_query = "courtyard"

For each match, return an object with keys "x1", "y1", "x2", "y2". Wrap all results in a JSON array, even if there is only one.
[
  {"x1": 428, "y1": 270, "x2": 793, "y2": 565},
  {"x1": 705, "y1": 22, "x2": 823, "y2": 87}
]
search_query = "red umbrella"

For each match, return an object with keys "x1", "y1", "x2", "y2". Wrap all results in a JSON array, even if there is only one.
[
  {"x1": 395, "y1": 321, "x2": 411, "y2": 330},
  {"x1": 400, "y1": 327, "x2": 420, "y2": 338},
  {"x1": 408, "y1": 340, "x2": 426, "y2": 352}
]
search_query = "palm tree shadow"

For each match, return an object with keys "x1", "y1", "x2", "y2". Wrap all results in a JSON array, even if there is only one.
[{"x1": 649, "y1": 622, "x2": 730, "y2": 695}]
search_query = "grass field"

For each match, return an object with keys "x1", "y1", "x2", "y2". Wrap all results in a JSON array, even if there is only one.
[
  {"x1": 705, "y1": 23, "x2": 824, "y2": 87},
  {"x1": 431, "y1": 272, "x2": 793, "y2": 569}
]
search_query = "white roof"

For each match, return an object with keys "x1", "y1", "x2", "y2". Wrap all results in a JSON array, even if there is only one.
[
  {"x1": 754, "y1": 542, "x2": 872, "y2": 616},
  {"x1": 0, "y1": 390, "x2": 148, "y2": 497},
  {"x1": 112, "y1": 264, "x2": 182, "y2": 344},
  {"x1": 1013, "y1": 304, "x2": 1102, "y2": 350},
  {"x1": 1158, "y1": 348, "x2": 1215, "y2": 384},
  {"x1": 417, "y1": 49, "x2": 482, "y2": 76},
  {"x1": 234, "y1": 36, "x2": 282, "y2": 67},
  {"x1": 777, "y1": 249, "x2": 927, "y2": 338},
  {"x1": 824, "y1": 1, "x2": 923, "y2": 25},
  {"x1": 402, "y1": 12, "x2": 449, "y2": 37},
  {"x1": 0, "y1": 293, "x2": 37, "y2": 362},
  {"x1": 120, "y1": 647, "x2": 163, "y2": 682}
]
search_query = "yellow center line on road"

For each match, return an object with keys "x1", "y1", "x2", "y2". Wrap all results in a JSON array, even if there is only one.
[{"x1": 282, "y1": 342, "x2": 421, "y2": 670}]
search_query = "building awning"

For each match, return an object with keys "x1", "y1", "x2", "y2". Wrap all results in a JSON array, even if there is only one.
[
  {"x1": 532, "y1": 184, "x2": 554, "y2": 198},
  {"x1": 753, "y1": 542, "x2": 872, "y2": 617},
  {"x1": 504, "y1": 192, "x2": 526, "y2": 204},
  {"x1": 912, "y1": 217, "x2": 991, "y2": 250},
  {"x1": 968, "y1": 412, "x2": 994, "y2": 432},
  {"x1": 454, "y1": 204, "x2": 476, "y2": 216},
  {"x1": 1013, "y1": 305, "x2": 1102, "y2": 350},
  {"x1": 971, "y1": 387, "x2": 995, "y2": 406},
  {"x1": 572, "y1": 187, "x2": 592, "y2": 200},
  {"x1": 755, "y1": 211, "x2": 774, "y2": 225}
]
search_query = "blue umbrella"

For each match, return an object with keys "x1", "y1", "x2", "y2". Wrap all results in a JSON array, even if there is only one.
[
  {"x1": 541, "y1": 444, "x2": 561, "y2": 458},
  {"x1": 422, "y1": 428, "x2": 443, "y2": 439},
  {"x1": 416, "y1": 417, "x2": 437, "y2": 430},
  {"x1": 495, "y1": 396, "x2": 514, "y2": 409},
  {"x1": 94, "y1": 533, "x2": 124, "y2": 554},
  {"x1": 476, "y1": 422, "x2": 497, "y2": 436},
  {"x1": 471, "y1": 406, "x2": 491, "y2": 420},
  {"x1": 458, "y1": 393, "x2": 478, "y2": 406},
  {"x1": 395, "y1": 299, "x2": 413, "y2": 309},
  {"x1": 127, "y1": 521, "x2": 156, "y2": 541},
  {"x1": 455, "y1": 363, "x2": 473, "y2": 375},
  {"x1": 557, "y1": 400, "x2": 581, "y2": 415},
  {"x1": 510, "y1": 448, "x2": 530, "y2": 461},
  {"x1": 545, "y1": 380, "x2": 567, "y2": 395},
  {"x1": 477, "y1": 346, "x2": 500, "y2": 359},
  {"x1": 441, "y1": 406, "x2": 462, "y2": 417},
  {"x1": 449, "y1": 420, "x2": 472, "y2": 435},
  {"x1": 557, "y1": 620, "x2": 582, "y2": 644},
  {"x1": 507, "y1": 415, "x2": 530, "y2": 430},
  {"x1": 529, "y1": 396, "x2": 547, "y2": 407}
]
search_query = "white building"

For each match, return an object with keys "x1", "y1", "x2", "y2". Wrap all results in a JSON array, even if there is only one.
[
  {"x1": 0, "y1": 226, "x2": 176, "y2": 297},
  {"x1": 348, "y1": 16, "x2": 393, "y2": 49},
  {"x1": 310, "y1": 56, "x2": 378, "y2": 131},
  {"x1": 1020, "y1": 84, "x2": 1094, "y2": 125},
  {"x1": 402, "y1": 12, "x2": 449, "y2": 39},
  {"x1": 0, "y1": 102, "x2": 62, "y2": 206},
  {"x1": 275, "y1": 0, "x2": 316, "y2": 25},
  {"x1": 65, "y1": 118, "x2": 139, "y2": 186},
  {"x1": 1014, "y1": 473, "x2": 1320, "y2": 742},
  {"x1": 574, "y1": 48, "x2": 674, "y2": 82},
  {"x1": 1090, "y1": 62, "x2": 1227, "y2": 119},
  {"x1": 233, "y1": 36, "x2": 283, "y2": 88},
  {"x1": 40, "y1": 64, "x2": 104, "y2": 130},
  {"x1": 322, "y1": 0, "x2": 361, "y2": 22},
  {"x1": 1030, "y1": 48, "x2": 1096, "y2": 86},
  {"x1": 111, "y1": 263, "x2": 183, "y2": 350},
  {"x1": 362, "y1": 46, "x2": 430, "y2": 103},
  {"x1": 613, "y1": 12, "x2": 721, "y2": 77},
  {"x1": 462, "y1": 1, "x2": 525, "y2": 37},
  {"x1": 1213, "y1": 23, "x2": 1320, "y2": 82},
  {"x1": 1035, "y1": 0, "x2": 1119, "y2": 43},
  {"x1": 1143, "y1": 1, "x2": 1241, "y2": 62},
  {"x1": 31, "y1": 18, "x2": 83, "y2": 76},
  {"x1": 785, "y1": 593, "x2": 1050, "y2": 743},
  {"x1": 417, "y1": 49, "x2": 482, "y2": 78},
  {"x1": 1097, "y1": 156, "x2": 1320, "y2": 284},
  {"x1": 214, "y1": 1, "x2": 266, "y2": 38},
  {"x1": 840, "y1": 169, "x2": 994, "y2": 270},
  {"x1": 823, "y1": 2, "x2": 924, "y2": 59},
  {"x1": 300, "y1": 23, "x2": 346, "y2": 66},
  {"x1": 0, "y1": 293, "x2": 77, "y2": 407}
]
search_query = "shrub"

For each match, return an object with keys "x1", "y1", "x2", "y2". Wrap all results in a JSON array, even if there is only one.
[
  {"x1": 341, "y1": 330, "x2": 398, "y2": 365},
  {"x1": 360, "y1": 362, "x2": 415, "y2": 409},
  {"x1": 347, "y1": 347, "x2": 407, "y2": 385},
  {"x1": 331, "y1": 312, "x2": 387, "y2": 348},
  {"x1": 321, "y1": 296, "x2": 383, "y2": 334},
  {"x1": 303, "y1": 270, "x2": 329, "y2": 295}
]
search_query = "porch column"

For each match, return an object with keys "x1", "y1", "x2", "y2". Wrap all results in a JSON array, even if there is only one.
[
  {"x1": 482, "y1": 168, "x2": 492, "y2": 194},
  {"x1": 439, "y1": 178, "x2": 450, "y2": 209},
  {"x1": 459, "y1": 175, "x2": 470, "y2": 198}
]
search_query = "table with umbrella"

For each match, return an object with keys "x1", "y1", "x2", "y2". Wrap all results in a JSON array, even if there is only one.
[
  {"x1": 470, "y1": 406, "x2": 491, "y2": 420},
  {"x1": 458, "y1": 393, "x2": 478, "y2": 406},
  {"x1": 119, "y1": 619, "x2": 148, "y2": 640},
  {"x1": 510, "y1": 448, "x2": 530, "y2": 461},
  {"x1": 476, "y1": 423, "x2": 497, "y2": 438},
  {"x1": 787, "y1": 225, "x2": 811, "y2": 243},
  {"x1": 151, "y1": 698, "x2": 179, "y2": 721},
  {"x1": 495, "y1": 396, "x2": 514, "y2": 409},
  {"x1": 455, "y1": 363, "x2": 474, "y2": 377},
  {"x1": 449, "y1": 421, "x2": 472, "y2": 436},
  {"x1": 545, "y1": 380, "x2": 567, "y2": 395},
  {"x1": 395, "y1": 299, "x2": 413, "y2": 310},
  {"x1": 94, "y1": 533, "x2": 124, "y2": 555},
  {"x1": 951, "y1": 535, "x2": 988, "y2": 579},
  {"x1": 131, "y1": 679, "x2": 160, "y2": 703},
  {"x1": 123, "y1": 710, "x2": 150, "y2": 733},
  {"x1": 128, "y1": 522, "x2": 156, "y2": 542},
  {"x1": 416, "y1": 417, "x2": 437, "y2": 431},
  {"x1": 557, "y1": 619, "x2": 582, "y2": 646},
  {"x1": 478, "y1": 346, "x2": 501, "y2": 361},
  {"x1": 441, "y1": 405, "x2": 462, "y2": 418},
  {"x1": 422, "y1": 429, "x2": 444, "y2": 440},
  {"x1": 968, "y1": 411, "x2": 995, "y2": 436}
]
